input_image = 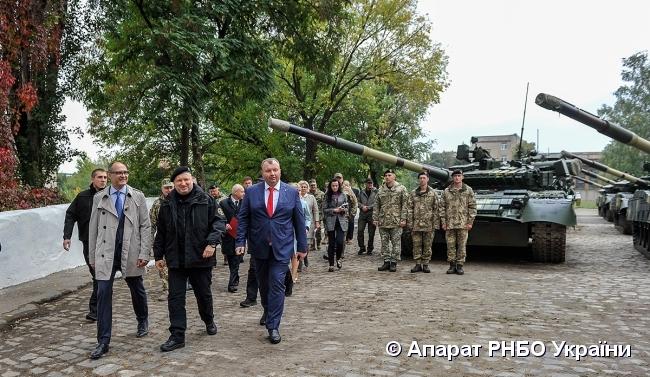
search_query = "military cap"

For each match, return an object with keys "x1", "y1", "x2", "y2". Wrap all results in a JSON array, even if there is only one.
[
  {"x1": 365, "y1": 177, "x2": 373, "y2": 183},
  {"x1": 161, "y1": 178, "x2": 174, "y2": 188},
  {"x1": 333, "y1": 172, "x2": 343, "y2": 179},
  {"x1": 451, "y1": 169, "x2": 463, "y2": 176},
  {"x1": 384, "y1": 168, "x2": 396, "y2": 176},
  {"x1": 208, "y1": 184, "x2": 217, "y2": 190},
  {"x1": 170, "y1": 166, "x2": 191, "y2": 182}
]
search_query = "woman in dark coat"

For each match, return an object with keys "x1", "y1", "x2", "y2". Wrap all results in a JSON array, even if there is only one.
[{"x1": 322, "y1": 179, "x2": 348, "y2": 272}]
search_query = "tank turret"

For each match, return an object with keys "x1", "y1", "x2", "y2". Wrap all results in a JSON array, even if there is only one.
[
  {"x1": 269, "y1": 117, "x2": 576, "y2": 263},
  {"x1": 535, "y1": 93, "x2": 650, "y2": 154}
]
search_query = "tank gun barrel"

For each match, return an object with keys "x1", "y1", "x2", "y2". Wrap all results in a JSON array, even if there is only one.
[
  {"x1": 268, "y1": 118, "x2": 451, "y2": 182},
  {"x1": 561, "y1": 150, "x2": 650, "y2": 187},
  {"x1": 581, "y1": 169, "x2": 616, "y2": 185},
  {"x1": 535, "y1": 93, "x2": 650, "y2": 154},
  {"x1": 572, "y1": 175, "x2": 604, "y2": 189}
]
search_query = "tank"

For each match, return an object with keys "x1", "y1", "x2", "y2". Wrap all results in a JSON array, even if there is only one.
[
  {"x1": 536, "y1": 93, "x2": 650, "y2": 255},
  {"x1": 560, "y1": 150, "x2": 646, "y2": 233},
  {"x1": 580, "y1": 170, "x2": 618, "y2": 220},
  {"x1": 269, "y1": 117, "x2": 580, "y2": 263}
]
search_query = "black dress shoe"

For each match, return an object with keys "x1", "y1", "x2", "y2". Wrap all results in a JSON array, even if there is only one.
[
  {"x1": 240, "y1": 299, "x2": 257, "y2": 308},
  {"x1": 136, "y1": 320, "x2": 148, "y2": 338},
  {"x1": 206, "y1": 322, "x2": 218, "y2": 335},
  {"x1": 90, "y1": 343, "x2": 109, "y2": 360},
  {"x1": 160, "y1": 338, "x2": 185, "y2": 352},
  {"x1": 85, "y1": 312, "x2": 97, "y2": 322},
  {"x1": 367, "y1": 250, "x2": 373, "y2": 255},
  {"x1": 259, "y1": 311, "x2": 267, "y2": 326},
  {"x1": 228, "y1": 286, "x2": 238, "y2": 293},
  {"x1": 268, "y1": 329, "x2": 281, "y2": 344}
]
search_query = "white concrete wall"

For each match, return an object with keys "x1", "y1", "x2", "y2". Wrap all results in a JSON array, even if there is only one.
[{"x1": 0, "y1": 198, "x2": 155, "y2": 289}]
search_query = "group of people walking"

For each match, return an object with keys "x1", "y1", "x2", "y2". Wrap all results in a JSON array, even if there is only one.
[{"x1": 62, "y1": 159, "x2": 476, "y2": 360}]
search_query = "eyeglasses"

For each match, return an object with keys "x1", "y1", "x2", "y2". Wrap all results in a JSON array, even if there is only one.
[{"x1": 111, "y1": 171, "x2": 129, "y2": 176}]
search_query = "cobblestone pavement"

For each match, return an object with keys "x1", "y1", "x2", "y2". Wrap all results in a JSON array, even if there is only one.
[{"x1": 1, "y1": 209, "x2": 649, "y2": 376}]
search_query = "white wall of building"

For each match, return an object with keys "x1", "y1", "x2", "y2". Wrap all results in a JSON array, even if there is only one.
[{"x1": 0, "y1": 198, "x2": 155, "y2": 289}]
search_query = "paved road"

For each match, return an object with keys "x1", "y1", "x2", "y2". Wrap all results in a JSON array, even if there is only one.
[{"x1": 1, "y1": 209, "x2": 648, "y2": 376}]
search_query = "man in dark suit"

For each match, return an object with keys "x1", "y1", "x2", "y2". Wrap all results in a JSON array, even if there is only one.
[
  {"x1": 63, "y1": 168, "x2": 107, "y2": 321},
  {"x1": 220, "y1": 184, "x2": 245, "y2": 293},
  {"x1": 236, "y1": 158, "x2": 307, "y2": 344}
]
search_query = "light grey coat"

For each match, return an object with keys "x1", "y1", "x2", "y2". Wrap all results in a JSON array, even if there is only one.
[
  {"x1": 88, "y1": 185, "x2": 151, "y2": 280},
  {"x1": 322, "y1": 192, "x2": 349, "y2": 232}
]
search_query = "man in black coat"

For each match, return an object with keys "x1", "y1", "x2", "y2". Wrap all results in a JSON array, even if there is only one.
[
  {"x1": 153, "y1": 167, "x2": 226, "y2": 352},
  {"x1": 63, "y1": 168, "x2": 108, "y2": 321},
  {"x1": 220, "y1": 184, "x2": 245, "y2": 293}
]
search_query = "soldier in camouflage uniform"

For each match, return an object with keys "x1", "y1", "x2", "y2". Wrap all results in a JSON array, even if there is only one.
[
  {"x1": 150, "y1": 178, "x2": 174, "y2": 300},
  {"x1": 373, "y1": 169, "x2": 408, "y2": 272},
  {"x1": 439, "y1": 169, "x2": 477, "y2": 275},
  {"x1": 408, "y1": 172, "x2": 439, "y2": 273},
  {"x1": 309, "y1": 179, "x2": 325, "y2": 251}
]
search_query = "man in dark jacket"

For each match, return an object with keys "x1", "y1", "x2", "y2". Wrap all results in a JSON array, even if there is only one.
[
  {"x1": 63, "y1": 168, "x2": 108, "y2": 321},
  {"x1": 153, "y1": 166, "x2": 226, "y2": 352},
  {"x1": 220, "y1": 184, "x2": 245, "y2": 293}
]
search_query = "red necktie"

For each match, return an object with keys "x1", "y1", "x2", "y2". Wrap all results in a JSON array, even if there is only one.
[{"x1": 267, "y1": 187, "x2": 274, "y2": 217}]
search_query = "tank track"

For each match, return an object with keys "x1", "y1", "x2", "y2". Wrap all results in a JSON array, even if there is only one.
[
  {"x1": 632, "y1": 221, "x2": 650, "y2": 258},
  {"x1": 531, "y1": 222, "x2": 566, "y2": 263}
]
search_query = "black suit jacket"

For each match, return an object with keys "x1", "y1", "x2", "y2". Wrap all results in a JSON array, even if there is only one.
[{"x1": 219, "y1": 196, "x2": 240, "y2": 256}]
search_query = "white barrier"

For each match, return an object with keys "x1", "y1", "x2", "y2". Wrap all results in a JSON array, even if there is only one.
[{"x1": 0, "y1": 198, "x2": 155, "y2": 289}]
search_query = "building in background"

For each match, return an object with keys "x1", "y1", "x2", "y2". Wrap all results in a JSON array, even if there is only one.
[{"x1": 474, "y1": 134, "x2": 520, "y2": 162}]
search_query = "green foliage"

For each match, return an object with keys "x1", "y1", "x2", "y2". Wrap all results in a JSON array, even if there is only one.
[
  {"x1": 57, "y1": 155, "x2": 109, "y2": 201},
  {"x1": 74, "y1": 0, "x2": 282, "y2": 184},
  {"x1": 272, "y1": 0, "x2": 448, "y2": 178},
  {"x1": 600, "y1": 51, "x2": 650, "y2": 176}
]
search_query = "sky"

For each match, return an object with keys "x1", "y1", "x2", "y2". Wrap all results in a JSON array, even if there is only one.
[
  {"x1": 60, "y1": 0, "x2": 650, "y2": 173},
  {"x1": 416, "y1": 0, "x2": 650, "y2": 154}
]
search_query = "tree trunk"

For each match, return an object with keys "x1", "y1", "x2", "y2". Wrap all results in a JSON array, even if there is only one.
[
  {"x1": 303, "y1": 118, "x2": 317, "y2": 179},
  {"x1": 180, "y1": 123, "x2": 189, "y2": 166},
  {"x1": 190, "y1": 122, "x2": 205, "y2": 187}
]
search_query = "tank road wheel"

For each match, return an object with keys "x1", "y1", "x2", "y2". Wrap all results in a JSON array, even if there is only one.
[
  {"x1": 605, "y1": 209, "x2": 614, "y2": 222},
  {"x1": 633, "y1": 221, "x2": 650, "y2": 258},
  {"x1": 531, "y1": 222, "x2": 566, "y2": 263}
]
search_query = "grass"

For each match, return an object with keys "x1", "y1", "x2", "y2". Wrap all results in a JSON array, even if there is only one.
[{"x1": 575, "y1": 199, "x2": 597, "y2": 209}]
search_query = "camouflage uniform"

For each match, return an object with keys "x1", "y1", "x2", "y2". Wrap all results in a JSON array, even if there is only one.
[
  {"x1": 310, "y1": 188, "x2": 325, "y2": 250},
  {"x1": 439, "y1": 183, "x2": 477, "y2": 265},
  {"x1": 149, "y1": 195, "x2": 168, "y2": 290},
  {"x1": 408, "y1": 186, "x2": 439, "y2": 265},
  {"x1": 373, "y1": 181, "x2": 408, "y2": 262}
]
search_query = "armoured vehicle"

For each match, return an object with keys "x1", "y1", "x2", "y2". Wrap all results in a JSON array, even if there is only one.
[
  {"x1": 269, "y1": 117, "x2": 581, "y2": 263},
  {"x1": 536, "y1": 93, "x2": 650, "y2": 256},
  {"x1": 561, "y1": 150, "x2": 648, "y2": 234},
  {"x1": 581, "y1": 169, "x2": 618, "y2": 220}
]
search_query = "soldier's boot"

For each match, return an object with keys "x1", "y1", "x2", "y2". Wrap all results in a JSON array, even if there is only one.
[
  {"x1": 455, "y1": 264, "x2": 464, "y2": 275},
  {"x1": 378, "y1": 261, "x2": 391, "y2": 271},
  {"x1": 389, "y1": 262, "x2": 397, "y2": 272},
  {"x1": 422, "y1": 264, "x2": 431, "y2": 273},
  {"x1": 410, "y1": 264, "x2": 422, "y2": 273},
  {"x1": 446, "y1": 262, "x2": 456, "y2": 274}
]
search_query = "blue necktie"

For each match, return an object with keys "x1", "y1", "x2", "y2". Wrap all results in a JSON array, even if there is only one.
[{"x1": 115, "y1": 191, "x2": 123, "y2": 218}]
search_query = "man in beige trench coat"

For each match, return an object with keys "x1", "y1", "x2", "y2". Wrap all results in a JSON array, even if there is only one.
[{"x1": 88, "y1": 161, "x2": 151, "y2": 359}]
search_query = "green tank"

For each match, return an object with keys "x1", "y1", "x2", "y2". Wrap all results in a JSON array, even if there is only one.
[
  {"x1": 536, "y1": 93, "x2": 650, "y2": 255},
  {"x1": 269, "y1": 117, "x2": 580, "y2": 263}
]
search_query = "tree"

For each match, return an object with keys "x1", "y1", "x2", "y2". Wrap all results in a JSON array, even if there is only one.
[
  {"x1": 273, "y1": 0, "x2": 448, "y2": 178},
  {"x1": 600, "y1": 51, "x2": 650, "y2": 176},
  {"x1": 0, "y1": 0, "x2": 80, "y2": 187},
  {"x1": 75, "y1": 0, "x2": 330, "y2": 186}
]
